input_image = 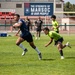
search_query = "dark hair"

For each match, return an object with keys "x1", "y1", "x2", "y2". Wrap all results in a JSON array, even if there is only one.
[
  {"x1": 51, "y1": 15, "x2": 56, "y2": 19},
  {"x1": 14, "y1": 14, "x2": 20, "y2": 18},
  {"x1": 43, "y1": 27, "x2": 50, "y2": 31}
]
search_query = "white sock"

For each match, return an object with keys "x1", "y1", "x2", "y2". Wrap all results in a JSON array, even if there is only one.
[
  {"x1": 35, "y1": 47, "x2": 41, "y2": 54},
  {"x1": 19, "y1": 43, "x2": 25, "y2": 51}
]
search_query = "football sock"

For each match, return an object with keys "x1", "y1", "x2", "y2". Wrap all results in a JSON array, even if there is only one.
[
  {"x1": 19, "y1": 43, "x2": 26, "y2": 51},
  {"x1": 35, "y1": 47, "x2": 41, "y2": 54},
  {"x1": 59, "y1": 50, "x2": 63, "y2": 56}
]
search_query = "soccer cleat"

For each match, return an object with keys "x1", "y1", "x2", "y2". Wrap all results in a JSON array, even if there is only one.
[
  {"x1": 66, "y1": 42, "x2": 71, "y2": 48},
  {"x1": 22, "y1": 48, "x2": 28, "y2": 56},
  {"x1": 61, "y1": 56, "x2": 64, "y2": 59},
  {"x1": 38, "y1": 53, "x2": 42, "y2": 60}
]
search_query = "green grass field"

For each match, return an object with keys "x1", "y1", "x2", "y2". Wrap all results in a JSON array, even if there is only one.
[{"x1": 0, "y1": 34, "x2": 75, "y2": 75}]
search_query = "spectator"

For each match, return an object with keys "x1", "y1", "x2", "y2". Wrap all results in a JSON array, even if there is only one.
[{"x1": 35, "y1": 17, "x2": 43, "y2": 40}]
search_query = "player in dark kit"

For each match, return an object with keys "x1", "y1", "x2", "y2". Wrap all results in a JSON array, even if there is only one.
[
  {"x1": 13, "y1": 14, "x2": 42, "y2": 60},
  {"x1": 35, "y1": 17, "x2": 43, "y2": 40},
  {"x1": 25, "y1": 17, "x2": 32, "y2": 31}
]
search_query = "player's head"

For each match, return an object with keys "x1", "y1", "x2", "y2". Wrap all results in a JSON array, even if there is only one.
[
  {"x1": 51, "y1": 15, "x2": 56, "y2": 20},
  {"x1": 14, "y1": 14, "x2": 20, "y2": 21},
  {"x1": 43, "y1": 27, "x2": 50, "y2": 35}
]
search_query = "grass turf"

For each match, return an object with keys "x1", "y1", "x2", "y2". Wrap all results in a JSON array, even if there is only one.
[{"x1": 0, "y1": 34, "x2": 75, "y2": 75}]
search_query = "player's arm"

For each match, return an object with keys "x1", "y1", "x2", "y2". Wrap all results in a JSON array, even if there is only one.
[
  {"x1": 45, "y1": 38, "x2": 53, "y2": 47},
  {"x1": 41, "y1": 20, "x2": 43, "y2": 25},
  {"x1": 55, "y1": 21, "x2": 59, "y2": 28},
  {"x1": 13, "y1": 22, "x2": 22, "y2": 28},
  {"x1": 30, "y1": 20, "x2": 32, "y2": 30},
  {"x1": 15, "y1": 29, "x2": 20, "y2": 36},
  {"x1": 51, "y1": 22, "x2": 54, "y2": 30},
  {"x1": 51, "y1": 21, "x2": 59, "y2": 30},
  {"x1": 34, "y1": 21, "x2": 37, "y2": 28},
  {"x1": 56, "y1": 24, "x2": 59, "y2": 28},
  {"x1": 41, "y1": 20, "x2": 43, "y2": 30}
]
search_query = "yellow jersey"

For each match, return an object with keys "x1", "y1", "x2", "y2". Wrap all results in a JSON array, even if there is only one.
[{"x1": 52, "y1": 20, "x2": 59, "y2": 32}]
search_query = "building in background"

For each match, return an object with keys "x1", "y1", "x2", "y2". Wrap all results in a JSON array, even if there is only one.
[
  {"x1": 0, "y1": 0, "x2": 64, "y2": 17},
  {"x1": 1, "y1": 0, "x2": 75, "y2": 34}
]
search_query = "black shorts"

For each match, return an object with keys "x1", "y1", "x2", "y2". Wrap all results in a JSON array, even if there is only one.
[
  {"x1": 20, "y1": 33, "x2": 33, "y2": 42},
  {"x1": 36, "y1": 28, "x2": 41, "y2": 32},
  {"x1": 55, "y1": 37, "x2": 63, "y2": 45}
]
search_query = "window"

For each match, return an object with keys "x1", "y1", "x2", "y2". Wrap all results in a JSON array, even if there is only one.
[
  {"x1": 56, "y1": 4, "x2": 62, "y2": 8},
  {"x1": 0, "y1": 4, "x2": 1, "y2": 8},
  {"x1": 2, "y1": 12, "x2": 5, "y2": 14},
  {"x1": 6, "y1": 12, "x2": 9, "y2": 14},
  {"x1": 16, "y1": 4, "x2": 22, "y2": 8}
]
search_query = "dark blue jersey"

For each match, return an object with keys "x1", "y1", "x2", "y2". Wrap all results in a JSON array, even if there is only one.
[{"x1": 18, "y1": 19, "x2": 30, "y2": 36}]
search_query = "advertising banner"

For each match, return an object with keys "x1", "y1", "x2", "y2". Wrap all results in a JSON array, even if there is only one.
[{"x1": 24, "y1": 3, "x2": 53, "y2": 16}]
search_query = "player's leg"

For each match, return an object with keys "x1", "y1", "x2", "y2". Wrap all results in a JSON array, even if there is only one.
[
  {"x1": 35, "y1": 30, "x2": 38, "y2": 40},
  {"x1": 29, "y1": 42, "x2": 40, "y2": 53},
  {"x1": 65, "y1": 42, "x2": 71, "y2": 48},
  {"x1": 56, "y1": 37, "x2": 71, "y2": 59},
  {"x1": 16, "y1": 37, "x2": 28, "y2": 56},
  {"x1": 38, "y1": 31, "x2": 41, "y2": 40},
  {"x1": 57, "y1": 42, "x2": 64, "y2": 59},
  {"x1": 61, "y1": 42, "x2": 71, "y2": 49},
  {"x1": 29, "y1": 42, "x2": 42, "y2": 60},
  {"x1": 26, "y1": 33, "x2": 42, "y2": 60},
  {"x1": 56, "y1": 37, "x2": 68, "y2": 49},
  {"x1": 16, "y1": 37, "x2": 24, "y2": 45}
]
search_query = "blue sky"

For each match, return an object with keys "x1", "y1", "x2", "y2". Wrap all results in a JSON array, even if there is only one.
[{"x1": 64, "y1": 0, "x2": 75, "y2": 4}]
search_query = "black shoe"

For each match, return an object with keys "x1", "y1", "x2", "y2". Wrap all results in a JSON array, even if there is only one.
[
  {"x1": 38, "y1": 53, "x2": 42, "y2": 60},
  {"x1": 22, "y1": 48, "x2": 28, "y2": 56}
]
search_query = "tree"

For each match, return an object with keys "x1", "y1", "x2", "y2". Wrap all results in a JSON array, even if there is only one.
[{"x1": 64, "y1": 2, "x2": 75, "y2": 15}]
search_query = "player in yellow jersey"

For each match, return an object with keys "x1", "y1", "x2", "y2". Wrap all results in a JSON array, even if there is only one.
[
  {"x1": 43, "y1": 27, "x2": 71, "y2": 59},
  {"x1": 51, "y1": 15, "x2": 59, "y2": 33}
]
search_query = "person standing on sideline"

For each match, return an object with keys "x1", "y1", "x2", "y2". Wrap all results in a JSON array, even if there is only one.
[
  {"x1": 25, "y1": 16, "x2": 32, "y2": 31},
  {"x1": 13, "y1": 14, "x2": 42, "y2": 60},
  {"x1": 35, "y1": 17, "x2": 43, "y2": 40},
  {"x1": 51, "y1": 15, "x2": 59, "y2": 33},
  {"x1": 43, "y1": 27, "x2": 71, "y2": 59}
]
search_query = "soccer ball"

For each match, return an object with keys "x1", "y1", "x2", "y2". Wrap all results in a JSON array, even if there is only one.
[
  {"x1": 14, "y1": 23, "x2": 18, "y2": 25},
  {"x1": 13, "y1": 23, "x2": 19, "y2": 29}
]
